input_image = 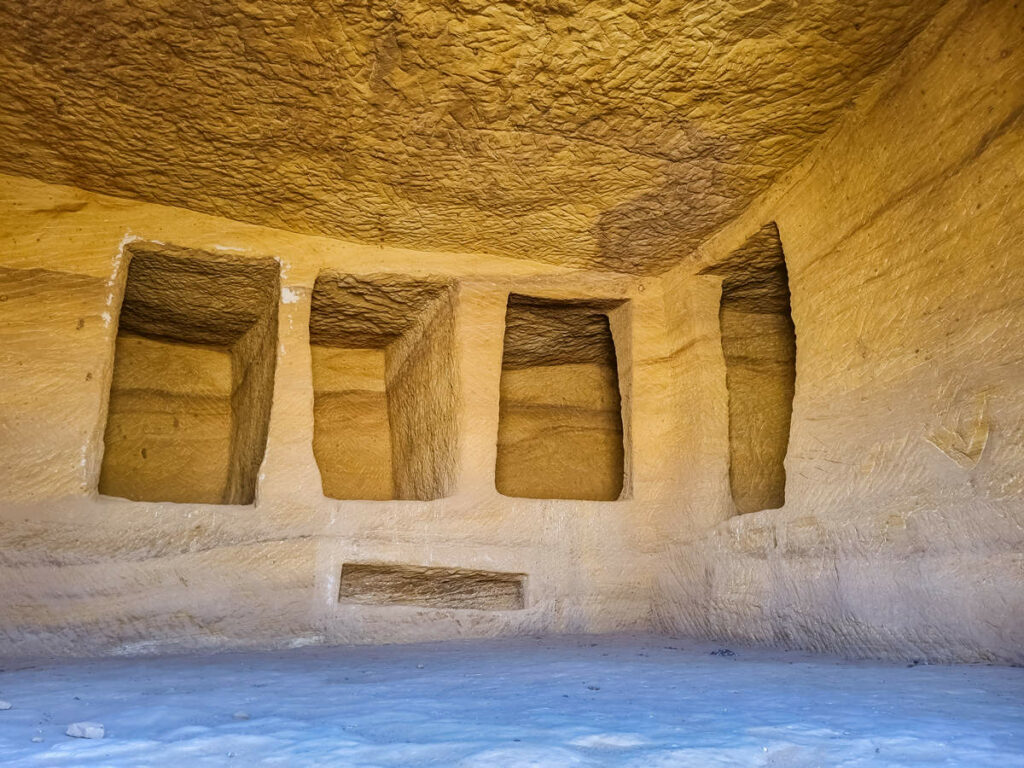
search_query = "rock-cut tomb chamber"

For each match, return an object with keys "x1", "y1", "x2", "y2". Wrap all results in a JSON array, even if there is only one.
[{"x1": 0, "y1": 0, "x2": 1021, "y2": 664}]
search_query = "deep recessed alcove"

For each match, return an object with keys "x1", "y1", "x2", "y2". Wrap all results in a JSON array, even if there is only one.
[
  {"x1": 309, "y1": 273, "x2": 457, "y2": 501},
  {"x1": 99, "y1": 243, "x2": 280, "y2": 505},
  {"x1": 701, "y1": 223, "x2": 796, "y2": 514},
  {"x1": 496, "y1": 295, "x2": 626, "y2": 501}
]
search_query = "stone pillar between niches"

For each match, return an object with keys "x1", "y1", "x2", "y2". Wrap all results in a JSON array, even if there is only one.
[
  {"x1": 662, "y1": 268, "x2": 734, "y2": 535},
  {"x1": 451, "y1": 281, "x2": 509, "y2": 499},
  {"x1": 256, "y1": 269, "x2": 323, "y2": 508},
  {"x1": 606, "y1": 301, "x2": 633, "y2": 500},
  {"x1": 619, "y1": 281, "x2": 672, "y2": 507}
]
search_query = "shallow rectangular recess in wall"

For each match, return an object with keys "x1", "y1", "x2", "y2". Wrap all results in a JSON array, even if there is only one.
[
  {"x1": 338, "y1": 563, "x2": 526, "y2": 610},
  {"x1": 309, "y1": 273, "x2": 457, "y2": 501},
  {"x1": 701, "y1": 222, "x2": 795, "y2": 514},
  {"x1": 99, "y1": 243, "x2": 280, "y2": 505},
  {"x1": 496, "y1": 295, "x2": 626, "y2": 501}
]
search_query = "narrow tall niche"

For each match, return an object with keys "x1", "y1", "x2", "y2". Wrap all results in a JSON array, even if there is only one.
[
  {"x1": 496, "y1": 295, "x2": 626, "y2": 501},
  {"x1": 99, "y1": 243, "x2": 279, "y2": 505},
  {"x1": 309, "y1": 273, "x2": 457, "y2": 501},
  {"x1": 701, "y1": 222, "x2": 796, "y2": 514}
]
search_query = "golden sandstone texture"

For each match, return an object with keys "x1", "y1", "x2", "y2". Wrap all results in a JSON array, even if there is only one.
[
  {"x1": 0, "y1": 0, "x2": 1021, "y2": 664},
  {"x1": 497, "y1": 296, "x2": 626, "y2": 501},
  {"x1": 309, "y1": 273, "x2": 457, "y2": 501},
  {"x1": 0, "y1": 0, "x2": 942, "y2": 273},
  {"x1": 100, "y1": 244, "x2": 279, "y2": 505}
]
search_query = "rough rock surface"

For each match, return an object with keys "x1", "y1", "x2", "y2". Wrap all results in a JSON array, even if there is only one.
[
  {"x1": 310, "y1": 274, "x2": 451, "y2": 348},
  {"x1": 0, "y1": 0, "x2": 945, "y2": 273},
  {"x1": 100, "y1": 334, "x2": 235, "y2": 504},
  {"x1": 497, "y1": 296, "x2": 626, "y2": 500},
  {"x1": 701, "y1": 223, "x2": 795, "y2": 513},
  {"x1": 116, "y1": 244, "x2": 279, "y2": 347},
  {"x1": 656, "y1": 0, "x2": 1024, "y2": 662},
  {"x1": 310, "y1": 273, "x2": 458, "y2": 500},
  {"x1": 99, "y1": 243, "x2": 279, "y2": 504},
  {"x1": 500, "y1": 295, "x2": 623, "y2": 369},
  {"x1": 311, "y1": 347, "x2": 394, "y2": 500}
]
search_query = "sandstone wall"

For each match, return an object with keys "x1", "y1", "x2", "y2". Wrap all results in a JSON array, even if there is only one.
[
  {"x1": 384, "y1": 280, "x2": 459, "y2": 501},
  {"x1": 495, "y1": 297, "x2": 626, "y2": 502},
  {"x1": 656, "y1": 0, "x2": 1024, "y2": 663},
  {"x1": 311, "y1": 347, "x2": 393, "y2": 501},
  {"x1": 0, "y1": 0, "x2": 1019, "y2": 663},
  {"x1": 0, "y1": 173, "x2": 669, "y2": 656},
  {"x1": 99, "y1": 334, "x2": 234, "y2": 505}
]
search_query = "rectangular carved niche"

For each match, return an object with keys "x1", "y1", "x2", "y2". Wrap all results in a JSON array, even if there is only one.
[
  {"x1": 701, "y1": 222, "x2": 796, "y2": 514},
  {"x1": 338, "y1": 563, "x2": 526, "y2": 610},
  {"x1": 99, "y1": 243, "x2": 279, "y2": 504},
  {"x1": 309, "y1": 273, "x2": 457, "y2": 501},
  {"x1": 496, "y1": 295, "x2": 626, "y2": 501}
]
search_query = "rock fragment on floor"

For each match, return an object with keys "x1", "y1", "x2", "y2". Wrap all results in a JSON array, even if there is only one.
[{"x1": 66, "y1": 722, "x2": 105, "y2": 739}]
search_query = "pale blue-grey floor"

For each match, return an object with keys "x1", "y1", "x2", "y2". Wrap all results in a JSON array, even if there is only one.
[{"x1": 0, "y1": 635, "x2": 1021, "y2": 766}]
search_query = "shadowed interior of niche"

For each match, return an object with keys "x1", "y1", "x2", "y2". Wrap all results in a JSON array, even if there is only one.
[
  {"x1": 701, "y1": 222, "x2": 795, "y2": 514},
  {"x1": 309, "y1": 273, "x2": 457, "y2": 501},
  {"x1": 338, "y1": 562, "x2": 526, "y2": 610},
  {"x1": 496, "y1": 295, "x2": 626, "y2": 501},
  {"x1": 99, "y1": 243, "x2": 279, "y2": 505}
]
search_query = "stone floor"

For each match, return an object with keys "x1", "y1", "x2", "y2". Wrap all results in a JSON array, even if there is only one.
[{"x1": 0, "y1": 635, "x2": 1021, "y2": 766}]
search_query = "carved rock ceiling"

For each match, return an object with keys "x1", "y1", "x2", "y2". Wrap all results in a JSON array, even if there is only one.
[{"x1": 0, "y1": 0, "x2": 945, "y2": 274}]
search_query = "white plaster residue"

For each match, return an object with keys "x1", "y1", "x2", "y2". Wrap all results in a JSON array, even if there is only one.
[
  {"x1": 106, "y1": 232, "x2": 166, "y2": 308},
  {"x1": 287, "y1": 635, "x2": 325, "y2": 649},
  {"x1": 105, "y1": 231, "x2": 138, "y2": 306},
  {"x1": 211, "y1": 244, "x2": 248, "y2": 253},
  {"x1": 112, "y1": 639, "x2": 169, "y2": 656},
  {"x1": 101, "y1": 311, "x2": 112, "y2": 327},
  {"x1": 282, "y1": 286, "x2": 301, "y2": 304},
  {"x1": 114, "y1": 230, "x2": 141, "y2": 262},
  {"x1": 325, "y1": 566, "x2": 340, "y2": 606}
]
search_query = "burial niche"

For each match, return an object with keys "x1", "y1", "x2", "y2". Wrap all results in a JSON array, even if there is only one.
[
  {"x1": 99, "y1": 243, "x2": 279, "y2": 505},
  {"x1": 309, "y1": 273, "x2": 457, "y2": 501},
  {"x1": 496, "y1": 295, "x2": 626, "y2": 501},
  {"x1": 701, "y1": 222, "x2": 796, "y2": 514},
  {"x1": 338, "y1": 562, "x2": 526, "y2": 611}
]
